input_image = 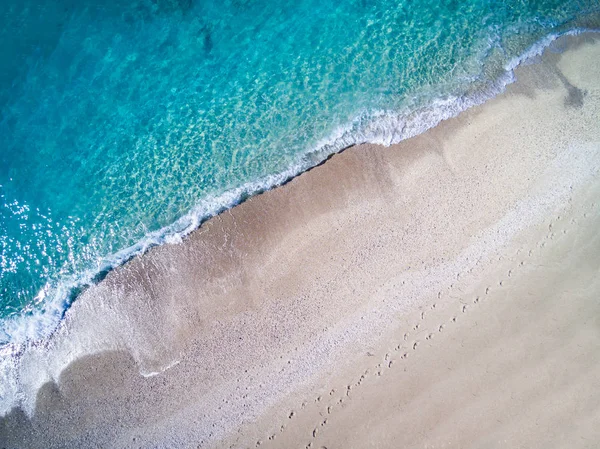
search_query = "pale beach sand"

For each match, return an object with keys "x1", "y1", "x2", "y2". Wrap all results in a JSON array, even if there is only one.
[{"x1": 1, "y1": 33, "x2": 599, "y2": 448}]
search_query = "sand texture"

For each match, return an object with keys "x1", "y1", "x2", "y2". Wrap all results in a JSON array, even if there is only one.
[{"x1": 1, "y1": 34, "x2": 599, "y2": 449}]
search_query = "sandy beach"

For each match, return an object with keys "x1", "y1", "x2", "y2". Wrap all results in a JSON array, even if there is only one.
[{"x1": 1, "y1": 33, "x2": 599, "y2": 448}]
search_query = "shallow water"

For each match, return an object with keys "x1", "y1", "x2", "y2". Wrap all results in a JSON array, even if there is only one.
[{"x1": 0, "y1": 0, "x2": 598, "y2": 345}]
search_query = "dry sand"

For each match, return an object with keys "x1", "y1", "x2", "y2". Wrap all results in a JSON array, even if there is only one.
[{"x1": 1, "y1": 33, "x2": 599, "y2": 449}]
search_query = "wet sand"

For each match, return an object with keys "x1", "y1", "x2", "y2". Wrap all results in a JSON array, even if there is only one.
[{"x1": 1, "y1": 33, "x2": 599, "y2": 448}]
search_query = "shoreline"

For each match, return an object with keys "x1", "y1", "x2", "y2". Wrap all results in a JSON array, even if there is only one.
[
  {"x1": 2, "y1": 27, "x2": 598, "y2": 350},
  {"x1": 1, "y1": 32, "x2": 600, "y2": 448}
]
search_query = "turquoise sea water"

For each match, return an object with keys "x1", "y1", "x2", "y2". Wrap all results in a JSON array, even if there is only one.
[{"x1": 0, "y1": 0, "x2": 598, "y2": 346}]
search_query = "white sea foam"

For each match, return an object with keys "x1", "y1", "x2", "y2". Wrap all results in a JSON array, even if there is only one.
[
  {"x1": 504, "y1": 28, "x2": 593, "y2": 71},
  {"x1": 141, "y1": 359, "x2": 182, "y2": 378},
  {"x1": 0, "y1": 28, "x2": 597, "y2": 416}
]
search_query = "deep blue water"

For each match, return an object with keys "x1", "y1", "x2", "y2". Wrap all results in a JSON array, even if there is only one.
[{"x1": 1, "y1": 0, "x2": 598, "y2": 345}]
